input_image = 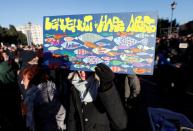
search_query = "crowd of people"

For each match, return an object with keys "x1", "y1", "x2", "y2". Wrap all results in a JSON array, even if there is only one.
[
  {"x1": 154, "y1": 35, "x2": 193, "y2": 94},
  {"x1": 0, "y1": 44, "x2": 141, "y2": 131},
  {"x1": 155, "y1": 35, "x2": 193, "y2": 67},
  {"x1": 0, "y1": 34, "x2": 193, "y2": 131}
]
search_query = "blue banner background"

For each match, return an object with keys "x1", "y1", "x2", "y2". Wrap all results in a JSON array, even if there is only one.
[{"x1": 43, "y1": 12, "x2": 158, "y2": 75}]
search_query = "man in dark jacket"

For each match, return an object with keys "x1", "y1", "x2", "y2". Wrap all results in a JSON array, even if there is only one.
[
  {"x1": 67, "y1": 63, "x2": 127, "y2": 131},
  {"x1": 0, "y1": 57, "x2": 24, "y2": 131},
  {"x1": 114, "y1": 74, "x2": 141, "y2": 109}
]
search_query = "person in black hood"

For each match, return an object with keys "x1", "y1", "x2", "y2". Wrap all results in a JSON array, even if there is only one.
[
  {"x1": 67, "y1": 63, "x2": 128, "y2": 131},
  {"x1": 19, "y1": 50, "x2": 38, "y2": 69}
]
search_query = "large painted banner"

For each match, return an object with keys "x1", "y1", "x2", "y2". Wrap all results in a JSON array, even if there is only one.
[{"x1": 43, "y1": 12, "x2": 158, "y2": 75}]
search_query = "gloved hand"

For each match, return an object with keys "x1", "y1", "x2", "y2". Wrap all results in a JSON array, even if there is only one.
[{"x1": 95, "y1": 63, "x2": 114, "y2": 91}]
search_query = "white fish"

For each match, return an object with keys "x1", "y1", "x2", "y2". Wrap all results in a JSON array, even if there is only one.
[
  {"x1": 121, "y1": 64, "x2": 133, "y2": 68},
  {"x1": 137, "y1": 45, "x2": 154, "y2": 50},
  {"x1": 135, "y1": 33, "x2": 147, "y2": 39},
  {"x1": 95, "y1": 42, "x2": 111, "y2": 47},
  {"x1": 48, "y1": 46, "x2": 62, "y2": 51},
  {"x1": 140, "y1": 38, "x2": 149, "y2": 45},
  {"x1": 64, "y1": 37, "x2": 75, "y2": 42},
  {"x1": 111, "y1": 66, "x2": 128, "y2": 73},
  {"x1": 76, "y1": 33, "x2": 113, "y2": 43},
  {"x1": 120, "y1": 54, "x2": 146, "y2": 63},
  {"x1": 136, "y1": 52, "x2": 154, "y2": 57},
  {"x1": 83, "y1": 56, "x2": 103, "y2": 64},
  {"x1": 135, "y1": 33, "x2": 155, "y2": 38},
  {"x1": 61, "y1": 41, "x2": 82, "y2": 49},
  {"x1": 132, "y1": 62, "x2": 150, "y2": 67},
  {"x1": 44, "y1": 44, "x2": 50, "y2": 47},
  {"x1": 74, "y1": 64, "x2": 86, "y2": 69},
  {"x1": 92, "y1": 47, "x2": 111, "y2": 54},
  {"x1": 124, "y1": 50, "x2": 133, "y2": 53},
  {"x1": 101, "y1": 56, "x2": 116, "y2": 61},
  {"x1": 114, "y1": 36, "x2": 138, "y2": 47}
]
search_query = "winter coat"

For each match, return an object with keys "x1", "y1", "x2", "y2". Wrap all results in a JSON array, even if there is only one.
[
  {"x1": 0, "y1": 61, "x2": 23, "y2": 130},
  {"x1": 114, "y1": 74, "x2": 141, "y2": 101},
  {"x1": 0, "y1": 61, "x2": 16, "y2": 84},
  {"x1": 125, "y1": 74, "x2": 141, "y2": 99},
  {"x1": 24, "y1": 81, "x2": 66, "y2": 131},
  {"x1": 67, "y1": 81, "x2": 127, "y2": 131}
]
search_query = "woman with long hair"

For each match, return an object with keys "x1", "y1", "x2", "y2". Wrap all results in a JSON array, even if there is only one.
[{"x1": 21, "y1": 65, "x2": 66, "y2": 131}]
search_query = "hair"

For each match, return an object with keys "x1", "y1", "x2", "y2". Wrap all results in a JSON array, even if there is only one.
[{"x1": 21, "y1": 65, "x2": 48, "y2": 86}]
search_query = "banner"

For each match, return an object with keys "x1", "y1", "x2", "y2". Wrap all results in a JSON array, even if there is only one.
[{"x1": 43, "y1": 12, "x2": 158, "y2": 75}]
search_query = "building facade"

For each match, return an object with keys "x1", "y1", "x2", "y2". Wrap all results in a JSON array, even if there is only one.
[{"x1": 16, "y1": 22, "x2": 43, "y2": 45}]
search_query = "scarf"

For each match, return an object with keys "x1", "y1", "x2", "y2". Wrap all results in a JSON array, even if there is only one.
[{"x1": 71, "y1": 73, "x2": 100, "y2": 103}]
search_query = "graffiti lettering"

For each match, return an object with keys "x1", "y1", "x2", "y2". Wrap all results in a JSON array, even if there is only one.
[
  {"x1": 45, "y1": 18, "x2": 59, "y2": 31},
  {"x1": 76, "y1": 15, "x2": 93, "y2": 32},
  {"x1": 45, "y1": 15, "x2": 93, "y2": 32},
  {"x1": 126, "y1": 15, "x2": 156, "y2": 33},
  {"x1": 45, "y1": 14, "x2": 156, "y2": 33},
  {"x1": 97, "y1": 15, "x2": 125, "y2": 32}
]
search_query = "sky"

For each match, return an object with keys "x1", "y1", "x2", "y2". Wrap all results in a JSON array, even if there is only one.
[{"x1": 0, "y1": 0, "x2": 193, "y2": 27}]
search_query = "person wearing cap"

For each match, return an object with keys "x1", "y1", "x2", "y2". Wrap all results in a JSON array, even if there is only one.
[{"x1": 67, "y1": 63, "x2": 127, "y2": 131}]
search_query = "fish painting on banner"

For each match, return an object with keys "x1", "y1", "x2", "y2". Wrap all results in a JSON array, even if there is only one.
[{"x1": 43, "y1": 12, "x2": 158, "y2": 75}]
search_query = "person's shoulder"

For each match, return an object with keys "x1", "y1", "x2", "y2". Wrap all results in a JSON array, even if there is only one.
[{"x1": 0, "y1": 61, "x2": 12, "y2": 74}]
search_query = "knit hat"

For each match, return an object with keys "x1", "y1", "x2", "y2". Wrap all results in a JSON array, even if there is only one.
[{"x1": 20, "y1": 51, "x2": 37, "y2": 64}]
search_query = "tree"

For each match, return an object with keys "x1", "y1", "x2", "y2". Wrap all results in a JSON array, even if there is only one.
[
  {"x1": 0, "y1": 26, "x2": 3, "y2": 42},
  {"x1": 157, "y1": 18, "x2": 179, "y2": 37},
  {"x1": 0, "y1": 25, "x2": 27, "y2": 45},
  {"x1": 17, "y1": 31, "x2": 27, "y2": 44},
  {"x1": 8, "y1": 25, "x2": 18, "y2": 44},
  {"x1": 179, "y1": 20, "x2": 193, "y2": 36}
]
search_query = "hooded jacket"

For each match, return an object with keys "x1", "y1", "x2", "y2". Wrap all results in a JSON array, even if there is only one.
[{"x1": 0, "y1": 61, "x2": 16, "y2": 84}]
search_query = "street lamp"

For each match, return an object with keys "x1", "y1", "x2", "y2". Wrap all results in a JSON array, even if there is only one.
[{"x1": 169, "y1": 1, "x2": 177, "y2": 36}]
